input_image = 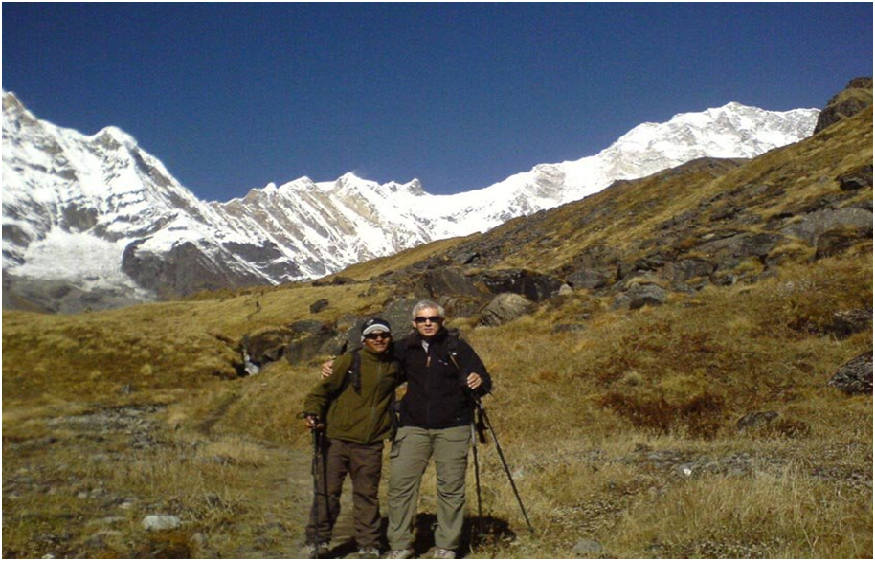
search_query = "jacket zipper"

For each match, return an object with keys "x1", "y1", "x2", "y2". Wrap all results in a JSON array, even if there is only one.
[{"x1": 366, "y1": 361, "x2": 383, "y2": 442}]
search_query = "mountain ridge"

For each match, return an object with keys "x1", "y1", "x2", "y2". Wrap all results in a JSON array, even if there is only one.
[{"x1": 2, "y1": 89, "x2": 818, "y2": 312}]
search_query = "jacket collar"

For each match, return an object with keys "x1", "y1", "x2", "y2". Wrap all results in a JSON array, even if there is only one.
[{"x1": 405, "y1": 327, "x2": 448, "y2": 348}]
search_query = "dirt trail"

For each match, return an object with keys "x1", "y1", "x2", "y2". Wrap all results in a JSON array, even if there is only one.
[{"x1": 2, "y1": 402, "x2": 363, "y2": 558}]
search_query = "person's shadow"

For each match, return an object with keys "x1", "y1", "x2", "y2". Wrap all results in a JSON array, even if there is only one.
[
  {"x1": 413, "y1": 514, "x2": 516, "y2": 558},
  {"x1": 328, "y1": 514, "x2": 515, "y2": 558}
]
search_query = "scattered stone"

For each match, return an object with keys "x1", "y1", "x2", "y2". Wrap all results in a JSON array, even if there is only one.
[
  {"x1": 677, "y1": 463, "x2": 696, "y2": 477},
  {"x1": 826, "y1": 309, "x2": 873, "y2": 338},
  {"x1": 142, "y1": 515, "x2": 182, "y2": 532},
  {"x1": 191, "y1": 533, "x2": 208, "y2": 549},
  {"x1": 572, "y1": 538, "x2": 604, "y2": 557},
  {"x1": 552, "y1": 323, "x2": 587, "y2": 334},
  {"x1": 828, "y1": 351, "x2": 873, "y2": 394},
  {"x1": 613, "y1": 283, "x2": 667, "y2": 310},
  {"x1": 736, "y1": 411, "x2": 779, "y2": 431},
  {"x1": 309, "y1": 298, "x2": 329, "y2": 314},
  {"x1": 119, "y1": 498, "x2": 137, "y2": 510}
]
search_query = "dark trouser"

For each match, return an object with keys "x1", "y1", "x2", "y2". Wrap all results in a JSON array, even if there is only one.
[{"x1": 306, "y1": 438, "x2": 384, "y2": 549}]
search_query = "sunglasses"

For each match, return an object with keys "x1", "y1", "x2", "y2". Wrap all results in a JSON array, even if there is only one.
[
  {"x1": 364, "y1": 332, "x2": 391, "y2": 340},
  {"x1": 414, "y1": 316, "x2": 443, "y2": 324}
]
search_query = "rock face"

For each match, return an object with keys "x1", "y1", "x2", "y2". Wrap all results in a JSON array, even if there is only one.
[
  {"x1": 814, "y1": 77, "x2": 874, "y2": 133},
  {"x1": 828, "y1": 351, "x2": 873, "y2": 395}
]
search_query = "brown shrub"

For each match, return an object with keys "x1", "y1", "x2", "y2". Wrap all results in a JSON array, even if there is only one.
[{"x1": 597, "y1": 390, "x2": 726, "y2": 438}]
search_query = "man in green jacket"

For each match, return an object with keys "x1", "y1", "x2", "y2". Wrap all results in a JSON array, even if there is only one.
[{"x1": 301, "y1": 317, "x2": 401, "y2": 559}]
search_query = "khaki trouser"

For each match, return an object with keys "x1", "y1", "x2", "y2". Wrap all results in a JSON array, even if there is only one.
[
  {"x1": 387, "y1": 425, "x2": 471, "y2": 551},
  {"x1": 306, "y1": 438, "x2": 384, "y2": 548}
]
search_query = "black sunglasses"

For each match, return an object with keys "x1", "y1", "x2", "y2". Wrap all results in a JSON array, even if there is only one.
[
  {"x1": 364, "y1": 332, "x2": 391, "y2": 340},
  {"x1": 414, "y1": 316, "x2": 443, "y2": 324}
]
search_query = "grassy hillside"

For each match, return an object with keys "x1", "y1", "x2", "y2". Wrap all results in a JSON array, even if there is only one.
[{"x1": 3, "y1": 90, "x2": 871, "y2": 558}]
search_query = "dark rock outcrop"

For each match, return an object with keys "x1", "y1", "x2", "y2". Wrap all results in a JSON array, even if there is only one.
[
  {"x1": 309, "y1": 299, "x2": 329, "y2": 314},
  {"x1": 828, "y1": 351, "x2": 873, "y2": 395},
  {"x1": 814, "y1": 77, "x2": 873, "y2": 134},
  {"x1": 825, "y1": 309, "x2": 873, "y2": 338},
  {"x1": 284, "y1": 320, "x2": 337, "y2": 366},
  {"x1": 477, "y1": 269, "x2": 564, "y2": 301},
  {"x1": 838, "y1": 164, "x2": 873, "y2": 191}
]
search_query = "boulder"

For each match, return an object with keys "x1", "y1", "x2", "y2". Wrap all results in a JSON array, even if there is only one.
[
  {"x1": 697, "y1": 232, "x2": 782, "y2": 260},
  {"x1": 781, "y1": 208, "x2": 873, "y2": 246},
  {"x1": 380, "y1": 298, "x2": 420, "y2": 340},
  {"x1": 572, "y1": 539, "x2": 604, "y2": 558},
  {"x1": 419, "y1": 268, "x2": 485, "y2": 299},
  {"x1": 826, "y1": 309, "x2": 873, "y2": 338},
  {"x1": 309, "y1": 298, "x2": 329, "y2": 314},
  {"x1": 613, "y1": 283, "x2": 668, "y2": 310},
  {"x1": 828, "y1": 351, "x2": 873, "y2": 395},
  {"x1": 242, "y1": 327, "x2": 296, "y2": 366},
  {"x1": 439, "y1": 296, "x2": 487, "y2": 319},
  {"x1": 285, "y1": 321, "x2": 337, "y2": 365},
  {"x1": 567, "y1": 268, "x2": 609, "y2": 290},
  {"x1": 660, "y1": 260, "x2": 716, "y2": 282},
  {"x1": 480, "y1": 293, "x2": 535, "y2": 326},
  {"x1": 477, "y1": 269, "x2": 564, "y2": 301},
  {"x1": 837, "y1": 164, "x2": 873, "y2": 191},
  {"x1": 142, "y1": 515, "x2": 182, "y2": 532},
  {"x1": 814, "y1": 226, "x2": 872, "y2": 260}
]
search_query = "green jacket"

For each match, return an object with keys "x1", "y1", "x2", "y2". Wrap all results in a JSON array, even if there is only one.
[{"x1": 303, "y1": 348, "x2": 401, "y2": 444}]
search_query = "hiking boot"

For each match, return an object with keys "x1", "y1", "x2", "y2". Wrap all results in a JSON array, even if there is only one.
[
  {"x1": 355, "y1": 546, "x2": 381, "y2": 559},
  {"x1": 386, "y1": 549, "x2": 415, "y2": 559},
  {"x1": 300, "y1": 542, "x2": 330, "y2": 559},
  {"x1": 433, "y1": 549, "x2": 456, "y2": 559}
]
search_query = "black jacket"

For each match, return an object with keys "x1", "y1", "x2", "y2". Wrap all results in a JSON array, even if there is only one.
[{"x1": 394, "y1": 329, "x2": 492, "y2": 429}]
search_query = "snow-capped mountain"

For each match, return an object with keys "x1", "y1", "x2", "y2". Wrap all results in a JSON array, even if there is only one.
[{"x1": 2, "y1": 90, "x2": 818, "y2": 310}]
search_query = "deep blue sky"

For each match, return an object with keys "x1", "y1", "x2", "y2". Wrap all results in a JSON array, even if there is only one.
[{"x1": 3, "y1": 3, "x2": 872, "y2": 201}]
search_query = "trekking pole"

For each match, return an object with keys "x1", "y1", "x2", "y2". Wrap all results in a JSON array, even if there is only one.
[
  {"x1": 473, "y1": 397, "x2": 535, "y2": 534},
  {"x1": 309, "y1": 417, "x2": 330, "y2": 558},
  {"x1": 470, "y1": 419, "x2": 485, "y2": 548}
]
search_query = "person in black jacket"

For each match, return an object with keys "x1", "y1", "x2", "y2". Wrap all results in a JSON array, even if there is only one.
[{"x1": 385, "y1": 299, "x2": 491, "y2": 560}]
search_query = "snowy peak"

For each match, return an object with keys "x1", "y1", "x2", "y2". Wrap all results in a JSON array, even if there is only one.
[{"x1": 2, "y1": 92, "x2": 819, "y2": 311}]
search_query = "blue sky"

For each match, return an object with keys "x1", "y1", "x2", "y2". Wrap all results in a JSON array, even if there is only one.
[{"x1": 3, "y1": 3, "x2": 872, "y2": 201}]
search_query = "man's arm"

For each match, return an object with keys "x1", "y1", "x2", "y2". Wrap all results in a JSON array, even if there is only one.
[
  {"x1": 453, "y1": 338, "x2": 492, "y2": 394},
  {"x1": 304, "y1": 354, "x2": 353, "y2": 422}
]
